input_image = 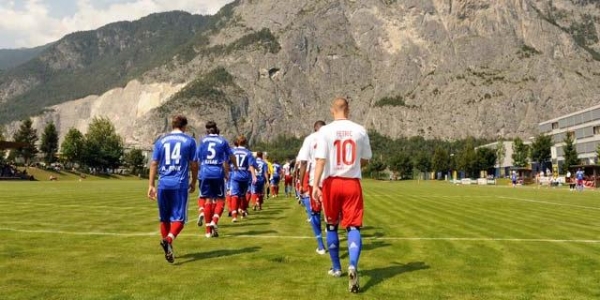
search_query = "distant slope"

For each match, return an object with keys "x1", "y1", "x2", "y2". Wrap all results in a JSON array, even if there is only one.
[
  {"x1": 0, "y1": 10, "x2": 224, "y2": 121},
  {"x1": 0, "y1": 44, "x2": 50, "y2": 70}
]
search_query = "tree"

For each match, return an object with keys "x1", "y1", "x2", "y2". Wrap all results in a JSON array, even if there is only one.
[
  {"x1": 82, "y1": 117, "x2": 124, "y2": 170},
  {"x1": 124, "y1": 148, "x2": 146, "y2": 174},
  {"x1": 530, "y1": 134, "x2": 552, "y2": 171},
  {"x1": 431, "y1": 147, "x2": 450, "y2": 177},
  {"x1": 511, "y1": 137, "x2": 529, "y2": 168},
  {"x1": 364, "y1": 157, "x2": 386, "y2": 179},
  {"x1": 414, "y1": 152, "x2": 432, "y2": 179},
  {"x1": 597, "y1": 144, "x2": 600, "y2": 165},
  {"x1": 563, "y1": 132, "x2": 579, "y2": 170},
  {"x1": 388, "y1": 153, "x2": 413, "y2": 179},
  {"x1": 12, "y1": 118, "x2": 38, "y2": 164},
  {"x1": 496, "y1": 140, "x2": 505, "y2": 169},
  {"x1": 0, "y1": 126, "x2": 5, "y2": 164},
  {"x1": 40, "y1": 122, "x2": 59, "y2": 164},
  {"x1": 456, "y1": 137, "x2": 477, "y2": 178},
  {"x1": 60, "y1": 128, "x2": 85, "y2": 166},
  {"x1": 476, "y1": 147, "x2": 497, "y2": 175}
]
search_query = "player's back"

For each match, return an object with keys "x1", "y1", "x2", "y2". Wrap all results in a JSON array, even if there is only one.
[
  {"x1": 232, "y1": 147, "x2": 255, "y2": 181},
  {"x1": 316, "y1": 120, "x2": 372, "y2": 179},
  {"x1": 153, "y1": 132, "x2": 197, "y2": 189},
  {"x1": 197, "y1": 134, "x2": 231, "y2": 179},
  {"x1": 273, "y1": 163, "x2": 281, "y2": 177},
  {"x1": 255, "y1": 158, "x2": 267, "y2": 182}
]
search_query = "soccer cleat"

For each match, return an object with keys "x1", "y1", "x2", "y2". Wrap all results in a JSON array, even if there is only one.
[
  {"x1": 316, "y1": 248, "x2": 326, "y2": 255},
  {"x1": 306, "y1": 218, "x2": 311, "y2": 223},
  {"x1": 232, "y1": 217, "x2": 238, "y2": 223},
  {"x1": 241, "y1": 211, "x2": 248, "y2": 219},
  {"x1": 348, "y1": 267, "x2": 360, "y2": 293},
  {"x1": 197, "y1": 214, "x2": 204, "y2": 227},
  {"x1": 253, "y1": 205, "x2": 257, "y2": 211},
  {"x1": 209, "y1": 222, "x2": 219, "y2": 238},
  {"x1": 328, "y1": 268, "x2": 342, "y2": 277},
  {"x1": 160, "y1": 239, "x2": 174, "y2": 263}
]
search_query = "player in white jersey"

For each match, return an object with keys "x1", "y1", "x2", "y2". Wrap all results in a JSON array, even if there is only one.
[
  {"x1": 297, "y1": 120, "x2": 327, "y2": 255},
  {"x1": 282, "y1": 161, "x2": 293, "y2": 197},
  {"x1": 313, "y1": 98, "x2": 372, "y2": 294}
]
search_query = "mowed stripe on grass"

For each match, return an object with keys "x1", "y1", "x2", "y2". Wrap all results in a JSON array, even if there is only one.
[{"x1": 0, "y1": 180, "x2": 599, "y2": 299}]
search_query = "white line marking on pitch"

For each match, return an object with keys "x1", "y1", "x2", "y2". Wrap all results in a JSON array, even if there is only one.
[
  {"x1": 497, "y1": 196, "x2": 600, "y2": 211},
  {"x1": 1, "y1": 227, "x2": 599, "y2": 243}
]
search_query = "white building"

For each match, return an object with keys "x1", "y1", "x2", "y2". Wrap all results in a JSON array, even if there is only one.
[{"x1": 538, "y1": 104, "x2": 600, "y2": 169}]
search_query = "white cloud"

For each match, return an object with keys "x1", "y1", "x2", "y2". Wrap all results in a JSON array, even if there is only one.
[{"x1": 0, "y1": 0, "x2": 234, "y2": 49}]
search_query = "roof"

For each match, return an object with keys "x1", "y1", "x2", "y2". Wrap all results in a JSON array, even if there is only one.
[{"x1": 0, "y1": 141, "x2": 28, "y2": 150}]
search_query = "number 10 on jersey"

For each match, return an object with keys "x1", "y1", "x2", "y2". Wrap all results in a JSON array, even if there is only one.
[{"x1": 333, "y1": 139, "x2": 356, "y2": 166}]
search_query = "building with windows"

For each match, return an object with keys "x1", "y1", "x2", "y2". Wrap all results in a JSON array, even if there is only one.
[{"x1": 538, "y1": 104, "x2": 600, "y2": 171}]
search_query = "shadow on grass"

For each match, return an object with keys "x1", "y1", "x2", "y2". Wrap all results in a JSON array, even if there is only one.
[
  {"x1": 227, "y1": 230, "x2": 278, "y2": 236},
  {"x1": 253, "y1": 210, "x2": 283, "y2": 216},
  {"x1": 176, "y1": 246, "x2": 261, "y2": 265},
  {"x1": 340, "y1": 240, "x2": 391, "y2": 259},
  {"x1": 361, "y1": 262, "x2": 430, "y2": 292}
]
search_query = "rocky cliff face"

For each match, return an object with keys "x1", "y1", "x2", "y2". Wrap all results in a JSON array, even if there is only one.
[{"x1": 2, "y1": 0, "x2": 600, "y2": 148}]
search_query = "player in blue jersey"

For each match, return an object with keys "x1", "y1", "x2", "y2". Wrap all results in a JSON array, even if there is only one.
[
  {"x1": 196, "y1": 121, "x2": 236, "y2": 238},
  {"x1": 576, "y1": 168, "x2": 585, "y2": 192},
  {"x1": 270, "y1": 161, "x2": 282, "y2": 197},
  {"x1": 251, "y1": 151, "x2": 269, "y2": 211},
  {"x1": 230, "y1": 135, "x2": 257, "y2": 222},
  {"x1": 147, "y1": 115, "x2": 198, "y2": 263}
]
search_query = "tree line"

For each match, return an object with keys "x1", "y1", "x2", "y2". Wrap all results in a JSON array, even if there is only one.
[{"x1": 2, "y1": 117, "x2": 145, "y2": 174}]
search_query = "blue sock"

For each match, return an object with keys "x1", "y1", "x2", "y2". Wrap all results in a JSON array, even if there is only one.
[
  {"x1": 347, "y1": 227, "x2": 362, "y2": 269},
  {"x1": 301, "y1": 196, "x2": 311, "y2": 219},
  {"x1": 310, "y1": 213, "x2": 325, "y2": 250},
  {"x1": 326, "y1": 225, "x2": 341, "y2": 271}
]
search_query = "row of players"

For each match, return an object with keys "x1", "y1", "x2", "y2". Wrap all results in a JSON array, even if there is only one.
[{"x1": 147, "y1": 98, "x2": 372, "y2": 293}]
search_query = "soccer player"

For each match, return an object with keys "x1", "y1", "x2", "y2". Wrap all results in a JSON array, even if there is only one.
[
  {"x1": 147, "y1": 115, "x2": 198, "y2": 264},
  {"x1": 576, "y1": 168, "x2": 585, "y2": 192},
  {"x1": 313, "y1": 98, "x2": 372, "y2": 293},
  {"x1": 251, "y1": 151, "x2": 269, "y2": 210},
  {"x1": 297, "y1": 120, "x2": 327, "y2": 254},
  {"x1": 511, "y1": 171, "x2": 518, "y2": 187},
  {"x1": 264, "y1": 154, "x2": 273, "y2": 198},
  {"x1": 196, "y1": 121, "x2": 235, "y2": 238},
  {"x1": 282, "y1": 160, "x2": 293, "y2": 197},
  {"x1": 230, "y1": 136, "x2": 257, "y2": 222},
  {"x1": 270, "y1": 161, "x2": 282, "y2": 197}
]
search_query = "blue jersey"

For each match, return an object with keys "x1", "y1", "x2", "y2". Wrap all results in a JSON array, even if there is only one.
[
  {"x1": 272, "y1": 163, "x2": 281, "y2": 178},
  {"x1": 231, "y1": 147, "x2": 256, "y2": 182},
  {"x1": 255, "y1": 158, "x2": 268, "y2": 182},
  {"x1": 511, "y1": 174, "x2": 517, "y2": 181},
  {"x1": 152, "y1": 131, "x2": 197, "y2": 190},
  {"x1": 197, "y1": 134, "x2": 232, "y2": 179},
  {"x1": 576, "y1": 171, "x2": 584, "y2": 180}
]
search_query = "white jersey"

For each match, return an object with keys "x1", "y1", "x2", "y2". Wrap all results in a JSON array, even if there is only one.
[
  {"x1": 314, "y1": 119, "x2": 372, "y2": 181},
  {"x1": 282, "y1": 163, "x2": 291, "y2": 176},
  {"x1": 296, "y1": 131, "x2": 320, "y2": 186}
]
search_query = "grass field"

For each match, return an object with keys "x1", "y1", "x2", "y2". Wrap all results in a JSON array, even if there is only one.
[{"x1": 1, "y1": 180, "x2": 599, "y2": 299}]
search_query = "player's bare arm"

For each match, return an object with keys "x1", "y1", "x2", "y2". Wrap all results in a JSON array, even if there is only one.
[
  {"x1": 298, "y1": 160, "x2": 308, "y2": 193},
  {"x1": 312, "y1": 158, "x2": 326, "y2": 202},
  {"x1": 147, "y1": 160, "x2": 158, "y2": 200},
  {"x1": 250, "y1": 165, "x2": 258, "y2": 184},
  {"x1": 189, "y1": 160, "x2": 198, "y2": 194}
]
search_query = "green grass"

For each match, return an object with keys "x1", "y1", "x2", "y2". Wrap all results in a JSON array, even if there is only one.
[{"x1": 1, "y1": 180, "x2": 599, "y2": 299}]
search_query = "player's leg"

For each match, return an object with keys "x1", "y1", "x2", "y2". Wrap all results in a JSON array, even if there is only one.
[
  {"x1": 301, "y1": 173, "x2": 311, "y2": 221},
  {"x1": 157, "y1": 188, "x2": 173, "y2": 262},
  {"x1": 340, "y1": 178, "x2": 364, "y2": 293},
  {"x1": 230, "y1": 180, "x2": 240, "y2": 222},
  {"x1": 197, "y1": 179, "x2": 205, "y2": 226},
  {"x1": 240, "y1": 181, "x2": 250, "y2": 217},
  {"x1": 309, "y1": 185, "x2": 326, "y2": 254},
  {"x1": 322, "y1": 178, "x2": 342, "y2": 276}
]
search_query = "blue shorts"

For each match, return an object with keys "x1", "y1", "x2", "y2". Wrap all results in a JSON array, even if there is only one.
[
  {"x1": 199, "y1": 178, "x2": 225, "y2": 199},
  {"x1": 157, "y1": 188, "x2": 188, "y2": 222},
  {"x1": 270, "y1": 177, "x2": 280, "y2": 185},
  {"x1": 231, "y1": 180, "x2": 249, "y2": 197},
  {"x1": 251, "y1": 180, "x2": 265, "y2": 194}
]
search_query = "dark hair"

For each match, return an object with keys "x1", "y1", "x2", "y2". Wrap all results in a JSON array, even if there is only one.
[
  {"x1": 172, "y1": 115, "x2": 188, "y2": 130},
  {"x1": 237, "y1": 135, "x2": 248, "y2": 147},
  {"x1": 206, "y1": 121, "x2": 219, "y2": 135},
  {"x1": 314, "y1": 120, "x2": 326, "y2": 131},
  {"x1": 257, "y1": 151, "x2": 263, "y2": 158}
]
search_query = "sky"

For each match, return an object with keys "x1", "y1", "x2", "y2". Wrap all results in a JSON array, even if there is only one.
[{"x1": 0, "y1": 0, "x2": 234, "y2": 49}]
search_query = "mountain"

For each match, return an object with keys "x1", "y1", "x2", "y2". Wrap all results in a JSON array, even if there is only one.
[
  {"x1": 0, "y1": 44, "x2": 50, "y2": 70},
  {"x1": 1, "y1": 0, "x2": 600, "y2": 148}
]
